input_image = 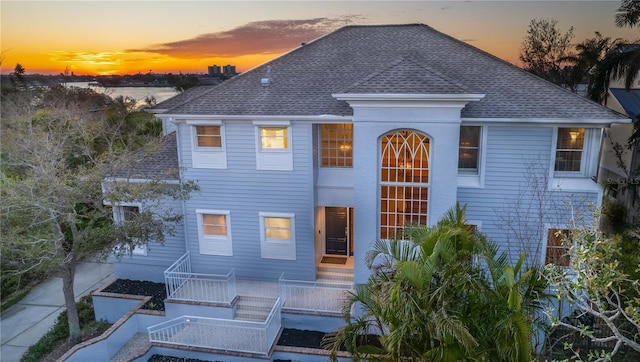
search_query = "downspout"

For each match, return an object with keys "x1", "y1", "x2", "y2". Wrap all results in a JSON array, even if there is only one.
[{"x1": 171, "y1": 117, "x2": 190, "y2": 252}]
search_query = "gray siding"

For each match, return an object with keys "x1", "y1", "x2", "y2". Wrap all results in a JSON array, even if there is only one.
[
  {"x1": 112, "y1": 196, "x2": 187, "y2": 282},
  {"x1": 457, "y1": 125, "x2": 599, "y2": 264},
  {"x1": 180, "y1": 121, "x2": 316, "y2": 280}
]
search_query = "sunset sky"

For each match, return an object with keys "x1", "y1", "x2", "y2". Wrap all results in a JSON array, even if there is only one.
[{"x1": 1, "y1": 1, "x2": 639, "y2": 76}]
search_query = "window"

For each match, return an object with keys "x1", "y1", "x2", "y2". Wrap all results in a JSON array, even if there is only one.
[
  {"x1": 320, "y1": 124, "x2": 353, "y2": 167},
  {"x1": 260, "y1": 127, "x2": 288, "y2": 149},
  {"x1": 545, "y1": 228, "x2": 571, "y2": 267},
  {"x1": 254, "y1": 122, "x2": 293, "y2": 170},
  {"x1": 196, "y1": 210, "x2": 232, "y2": 256},
  {"x1": 195, "y1": 126, "x2": 222, "y2": 148},
  {"x1": 555, "y1": 128, "x2": 585, "y2": 172},
  {"x1": 190, "y1": 122, "x2": 227, "y2": 169},
  {"x1": 112, "y1": 204, "x2": 147, "y2": 256},
  {"x1": 259, "y1": 212, "x2": 296, "y2": 260},
  {"x1": 380, "y1": 130, "x2": 430, "y2": 240},
  {"x1": 458, "y1": 126, "x2": 481, "y2": 173}
]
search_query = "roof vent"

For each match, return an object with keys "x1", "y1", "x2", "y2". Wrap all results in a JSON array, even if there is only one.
[{"x1": 261, "y1": 66, "x2": 272, "y2": 87}]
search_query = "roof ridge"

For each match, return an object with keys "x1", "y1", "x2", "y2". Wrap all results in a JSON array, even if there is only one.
[{"x1": 342, "y1": 56, "x2": 471, "y2": 94}]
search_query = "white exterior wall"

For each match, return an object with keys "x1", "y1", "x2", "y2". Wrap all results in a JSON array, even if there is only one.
[{"x1": 351, "y1": 105, "x2": 464, "y2": 284}]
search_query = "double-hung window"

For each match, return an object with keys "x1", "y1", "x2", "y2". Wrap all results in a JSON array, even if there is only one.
[
  {"x1": 458, "y1": 125, "x2": 484, "y2": 187},
  {"x1": 555, "y1": 128, "x2": 585, "y2": 173},
  {"x1": 113, "y1": 204, "x2": 147, "y2": 256},
  {"x1": 189, "y1": 122, "x2": 227, "y2": 169},
  {"x1": 259, "y1": 212, "x2": 296, "y2": 260},
  {"x1": 196, "y1": 210, "x2": 232, "y2": 256},
  {"x1": 458, "y1": 126, "x2": 481, "y2": 173},
  {"x1": 254, "y1": 121, "x2": 293, "y2": 170}
]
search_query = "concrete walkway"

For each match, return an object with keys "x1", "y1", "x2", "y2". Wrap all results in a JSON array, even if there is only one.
[{"x1": 1, "y1": 261, "x2": 114, "y2": 362}]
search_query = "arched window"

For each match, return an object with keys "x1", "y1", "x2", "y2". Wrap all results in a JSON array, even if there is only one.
[{"x1": 380, "y1": 130, "x2": 430, "y2": 239}]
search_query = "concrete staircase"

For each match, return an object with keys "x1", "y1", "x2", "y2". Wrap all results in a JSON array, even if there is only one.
[
  {"x1": 234, "y1": 296, "x2": 277, "y2": 322},
  {"x1": 316, "y1": 266, "x2": 354, "y2": 283}
]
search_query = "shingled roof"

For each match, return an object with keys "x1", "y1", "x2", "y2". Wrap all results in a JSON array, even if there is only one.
[
  {"x1": 110, "y1": 132, "x2": 179, "y2": 180},
  {"x1": 152, "y1": 23, "x2": 623, "y2": 120}
]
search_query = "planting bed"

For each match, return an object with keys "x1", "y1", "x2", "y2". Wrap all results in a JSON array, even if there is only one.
[{"x1": 101, "y1": 279, "x2": 166, "y2": 311}]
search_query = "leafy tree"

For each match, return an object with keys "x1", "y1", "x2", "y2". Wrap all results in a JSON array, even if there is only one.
[
  {"x1": 544, "y1": 216, "x2": 640, "y2": 360},
  {"x1": 0, "y1": 86, "x2": 196, "y2": 344},
  {"x1": 323, "y1": 204, "x2": 548, "y2": 361},
  {"x1": 519, "y1": 18, "x2": 575, "y2": 86}
]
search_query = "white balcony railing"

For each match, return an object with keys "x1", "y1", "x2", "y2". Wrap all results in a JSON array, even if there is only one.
[
  {"x1": 279, "y1": 274, "x2": 353, "y2": 314},
  {"x1": 164, "y1": 252, "x2": 236, "y2": 304},
  {"x1": 148, "y1": 299, "x2": 282, "y2": 355}
]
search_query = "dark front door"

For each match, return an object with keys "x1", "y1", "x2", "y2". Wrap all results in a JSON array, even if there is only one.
[{"x1": 325, "y1": 207, "x2": 348, "y2": 255}]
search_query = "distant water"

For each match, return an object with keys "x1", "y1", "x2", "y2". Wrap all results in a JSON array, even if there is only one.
[{"x1": 64, "y1": 81, "x2": 179, "y2": 107}]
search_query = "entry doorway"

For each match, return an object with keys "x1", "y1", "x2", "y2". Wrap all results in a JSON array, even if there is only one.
[{"x1": 325, "y1": 207, "x2": 354, "y2": 256}]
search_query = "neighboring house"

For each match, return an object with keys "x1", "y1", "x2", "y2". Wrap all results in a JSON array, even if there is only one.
[
  {"x1": 95, "y1": 24, "x2": 629, "y2": 360},
  {"x1": 597, "y1": 69, "x2": 640, "y2": 224}
]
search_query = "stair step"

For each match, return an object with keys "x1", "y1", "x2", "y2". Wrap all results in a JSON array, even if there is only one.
[
  {"x1": 317, "y1": 266, "x2": 353, "y2": 274},
  {"x1": 316, "y1": 270, "x2": 354, "y2": 283},
  {"x1": 234, "y1": 312, "x2": 269, "y2": 322}
]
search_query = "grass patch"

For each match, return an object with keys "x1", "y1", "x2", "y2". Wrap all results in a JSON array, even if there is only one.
[{"x1": 20, "y1": 294, "x2": 111, "y2": 362}]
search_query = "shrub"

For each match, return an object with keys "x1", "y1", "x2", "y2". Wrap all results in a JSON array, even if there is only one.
[{"x1": 21, "y1": 295, "x2": 110, "y2": 362}]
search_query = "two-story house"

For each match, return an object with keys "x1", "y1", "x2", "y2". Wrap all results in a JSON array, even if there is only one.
[{"x1": 95, "y1": 24, "x2": 629, "y2": 360}]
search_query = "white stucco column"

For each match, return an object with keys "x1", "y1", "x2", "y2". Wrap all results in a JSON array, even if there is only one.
[{"x1": 333, "y1": 93, "x2": 484, "y2": 284}]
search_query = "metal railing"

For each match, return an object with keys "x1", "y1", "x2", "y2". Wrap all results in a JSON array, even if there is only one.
[
  {"x1": 279, "y1": 274, "x2": 353, "y2": 314},
  {"x1": 147, "y1": 298, "x2": 282, "y2": 355},
  {"x1": 164, "y1": 252, "x2": 236, "y2": 303}
]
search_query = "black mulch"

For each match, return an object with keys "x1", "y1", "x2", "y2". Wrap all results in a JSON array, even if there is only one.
[
  {"x1": 278, "y1": 328, "x2": 327, "y2": 349},
  {"x1": 101, "y1": 279, "x2": 166, "y2": 311}
]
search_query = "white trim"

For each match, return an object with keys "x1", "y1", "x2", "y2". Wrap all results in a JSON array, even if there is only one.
[
  {"x1": 112, "y1": 203, "x2": 148, "y2": 256},
  {"x1": 254, "y1": 125, "x2": 293, "y2": 170},
  {"x1": 457, "y1": 125, "x2": 486, "y2": 188},
  {"x1": 461, "y1": 117, "x2": 627, "y2": 126},
  {"x1": 186, "y1": 120, "x2": 222, "y2": 126},
  {"x1": 191, "y1": 124, "x2": 227, "y2": 169},
  {"x1": 550, "y1": 128, "x2": 602, "y2": 193},
  {"x1": 259, "y1": 212, "x2": 296, "y2": 260},
  {"x1": 161, "y1": 114, "x2": 353, "y2": 122},
  {"x1": 103, "y1": 178, "x2": 181, "y2": 184},
  {"x1": 252, "y1": 120, "x2": 291, "y2": 126},
  {"x1": 196, "y1": 209, "x2": 232, "y2": 256},
  {"x1": 542, "y1": 224, "x2": 571, "y2": 266},
  {"x1": 333, "y1": 93, "x2": 485, "y2": 102}
]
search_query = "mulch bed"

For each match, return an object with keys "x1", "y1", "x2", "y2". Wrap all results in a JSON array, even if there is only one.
[{"x1": 101, "y1": 279, "x2": 167, "y2": 311}]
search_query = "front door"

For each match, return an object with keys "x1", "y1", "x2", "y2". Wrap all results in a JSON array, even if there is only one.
[{"x1": 325, "y1": 207, "x2": 349, "y2": 255}]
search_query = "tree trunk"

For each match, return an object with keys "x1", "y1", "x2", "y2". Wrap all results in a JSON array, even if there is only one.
[{"x1": 61, "y1": 258, "x2": 80, "y2": 345}]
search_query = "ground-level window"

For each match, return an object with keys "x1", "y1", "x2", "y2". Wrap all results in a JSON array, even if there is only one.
[
  {"x1": 113, "y1": 204, "x2": 147, "y2": 256},
  {"x1": 259, "y1": 212, "x2": 296, "y2": 260},
  {"x1": 197, "y1": 210, "x2": 232, "y2": 256},
  {"x1": 380, "y1": 130, "x2": 430, "y2": 239},
  {"x1": 320, "y1": 124, "x2": 353, "y2": 167},
  {"x1": 545, "y1": 228, "x2": 571, "y2": 267}
]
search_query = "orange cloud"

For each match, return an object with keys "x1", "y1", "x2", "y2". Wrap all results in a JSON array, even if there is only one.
[{"x1": 128, "y1": 18, "x2": 356, "y2": 58}]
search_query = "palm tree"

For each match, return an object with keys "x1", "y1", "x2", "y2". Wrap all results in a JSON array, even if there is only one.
[
  {"x1": 323, "y1": 203, "x2": 548, "y2": 361},
  {"x1": 562, "y1": 32, "x2": 618, "y2": 93},
  {"x1": 587, "y1": 0, "x2": 640, "y2": 103},
  {"x1": 588, "y1": 43, "x2": 640, "y2": 103}
]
